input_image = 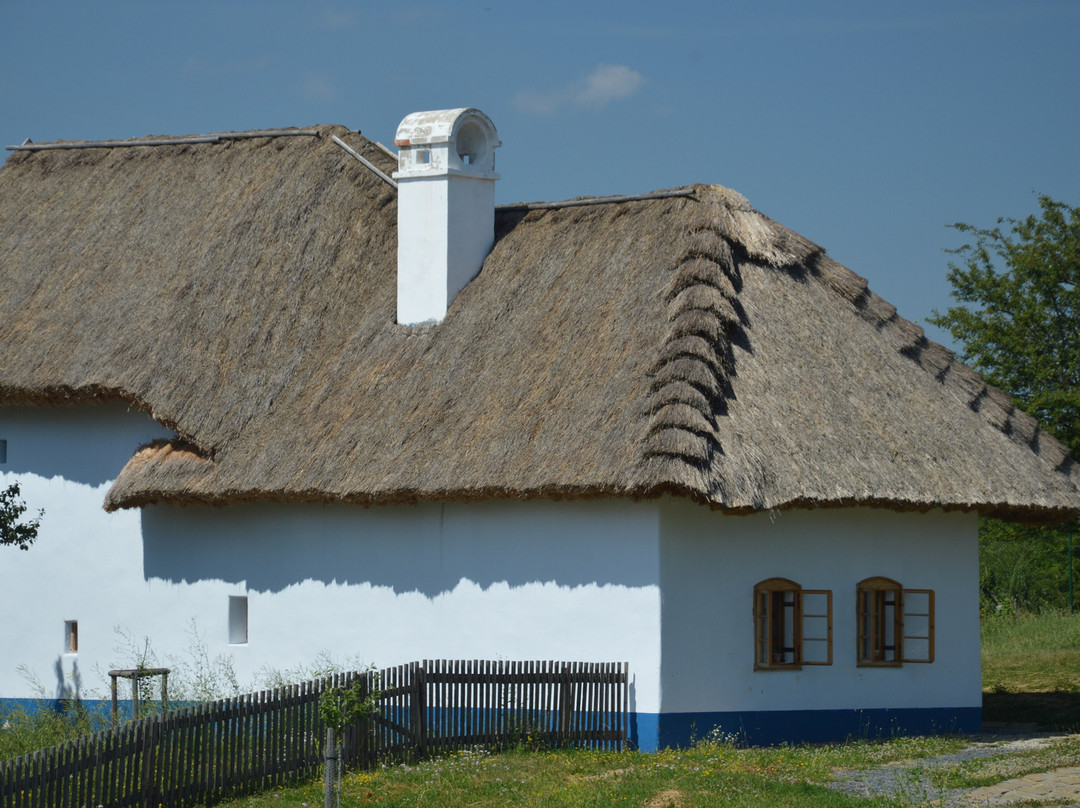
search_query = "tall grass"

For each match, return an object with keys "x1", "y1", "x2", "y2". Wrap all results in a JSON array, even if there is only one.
[
  {"x1": 981, "y1": 610, "x2": 1080, "y2": 693},
  {"x1": 981, "y1": 609, "x2": 1080, "y2": 729},
  {"x1": 0, "y1": 699, "x2": 106, "y2": 762}
]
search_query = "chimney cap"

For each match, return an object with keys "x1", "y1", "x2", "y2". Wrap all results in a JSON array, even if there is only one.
[
  {"x1": 393, "y1": 108, "x2": 500, "y2": 180},
  {"x1": 394, "y1": 108, "x2": 500, "y2": 148}
]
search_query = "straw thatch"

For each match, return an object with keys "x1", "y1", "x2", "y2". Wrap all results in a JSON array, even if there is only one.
[{"x1": 1, "y1": 126, "x2": 1077, "y2": 522}]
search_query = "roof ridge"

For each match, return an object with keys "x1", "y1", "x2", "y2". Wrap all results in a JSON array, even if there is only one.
[{"x1": 6, "y1": 128, "x2": 322, "y2": 152}]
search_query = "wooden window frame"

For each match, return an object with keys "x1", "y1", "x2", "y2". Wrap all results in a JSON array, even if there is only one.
[
  {"x1": 754, "y1": 578, "x2": 832, "y2": 670},
  {"x1": 856, "y1": 577, "x2": 934, "y2": 666}
]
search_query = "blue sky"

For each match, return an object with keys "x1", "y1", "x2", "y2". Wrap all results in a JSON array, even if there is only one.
[{"x1": 3, "y1": 1, "x2": 1078, "y2": 349}]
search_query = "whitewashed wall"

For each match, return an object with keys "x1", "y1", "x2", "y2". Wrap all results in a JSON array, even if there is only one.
[
  {"x1": 0, "y1": 404, "x2": 173, "y2": 702},
  {"x1": 138, "y1": 498, "x2": 662, "y2": 711},
  {"x1": 0, "y1": 404, "x2": 663, "y2": 715},
  {"x1": 658, "y1": 500, "x2": 981, "y2": 714}
]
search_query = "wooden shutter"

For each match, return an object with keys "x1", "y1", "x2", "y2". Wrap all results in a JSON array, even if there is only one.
[
  {"x1": 800, "y1": 590, "x2": 832, "y2": 665},
  {"x1": 901, "y1": 589, "x2": 934, "y2": 663}
]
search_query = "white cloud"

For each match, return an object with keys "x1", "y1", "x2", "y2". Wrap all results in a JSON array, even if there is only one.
[
  {"x1": 576, "y1": 64, "x2": 644, "y2": 108},
  {"x1": 514, "y1": 64, "x2": 644, "y2": 115}
]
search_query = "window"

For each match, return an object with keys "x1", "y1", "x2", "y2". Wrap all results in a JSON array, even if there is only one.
[
  {"x1": 64, "y1": 620, "x2": 78, "y2": 654},
  {"x1": 753, "y1": 578, "x2": 832, "y2": 669},
  {"x1": 228, "y1": 596, "x2": 248, "y2": 645},
  {"x1": 856, "y1": 577, "x2": 934, "y2": 666}
]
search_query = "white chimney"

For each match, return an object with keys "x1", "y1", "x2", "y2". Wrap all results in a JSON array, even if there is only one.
[{"x1": 393, "y1": 108, "x2": 501, "y2": 325}]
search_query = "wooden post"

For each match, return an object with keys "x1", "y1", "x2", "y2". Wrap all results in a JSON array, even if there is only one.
[
  {"x1": 323, "y1": 727, "x2": 337, "y2": 808},
  {"x1": 110, "y1": 674, "x2": 119, "y2": 726},
  {"x1": 140, "y1": 718, "x2": 159, "y2": 808},
  {"x1": 413, "y1": 665, "x2": 427, "y2": 760},
  {"x1": 558, "y1": 665, "x2": 572, "y2": 746}
]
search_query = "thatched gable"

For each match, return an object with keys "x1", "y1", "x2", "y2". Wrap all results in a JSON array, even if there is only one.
[{"x1": 1, "y1": 126, "x2": 1077, "y2": 521}]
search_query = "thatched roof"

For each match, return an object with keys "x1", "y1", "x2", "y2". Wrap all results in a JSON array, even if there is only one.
[{"x1": 1, "y1": 126, "x2": 1077, "y2": 522}]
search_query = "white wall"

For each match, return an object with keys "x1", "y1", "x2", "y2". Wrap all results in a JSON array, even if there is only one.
[
  {"x1": 658, "y1": 500, "x2": 982, "y2": 714},
  {"x1": 0, "y1": 404, "x2": 173, "y2": 701},
  {"x1": 139, "y1": 498, "x2": 662, "y2": 711},
  {"x1": 0, "y1": 402, "x2": 663, "y2": 712}
]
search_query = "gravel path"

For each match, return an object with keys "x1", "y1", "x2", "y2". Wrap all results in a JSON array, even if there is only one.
[{"x1": 827, "y1": 734, "x2": 1080, "y2": 806}]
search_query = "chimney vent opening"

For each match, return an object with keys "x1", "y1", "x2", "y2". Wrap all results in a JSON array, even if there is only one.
[{"x1": 456, "y1": 121, "x2": 488, "y2": 169}]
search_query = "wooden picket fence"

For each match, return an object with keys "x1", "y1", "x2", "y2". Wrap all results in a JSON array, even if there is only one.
[{"x1": 0, "y1": 660, "x2": 628, "y2": 808}]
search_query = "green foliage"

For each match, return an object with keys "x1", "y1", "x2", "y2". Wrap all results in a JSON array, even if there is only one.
[
  {"x1": 929, "y1": 195, "x2": 1080, "y2": 457},
  {"x1": 929, "y1": 196, "x2": 1080, "y2": 611},
  {"x1": 105, "y1": 622, "x2": 242, "y2": 711},
  {"x1": 318, "y1": 675, "x2": 379, "y2": 734},
  {"x1": 979, "y1": 519, "x2": 1075, "y2": 612},
  {"x1": 0, "y1": 482, "x2": 43, "y2": 551},
  {"x1": 0, "y1": 699, "x2": 104, "y2": 762},
  {"x1": 0, "y1": 666, "x2": 107, "y2": 762},
  {"x1": 319, "y1": 674, "x2": 380, "y2": 808}
]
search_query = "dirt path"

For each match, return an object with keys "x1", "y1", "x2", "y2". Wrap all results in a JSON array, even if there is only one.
[{"x1": 828, "y1": 733, "x2": 1080, "y2": 806}]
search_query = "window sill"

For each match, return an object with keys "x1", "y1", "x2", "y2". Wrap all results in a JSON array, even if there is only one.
[{"x1": 754, "y1": 664, "x2": 803, "y2": 671}]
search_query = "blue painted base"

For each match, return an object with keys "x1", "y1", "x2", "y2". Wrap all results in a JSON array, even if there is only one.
[
  {"x1": 1, "y1": 697, "x2": 136, "y2": 729},
  {"x1": 3, "y1": 698, "x2": 978, "y2": 754},
  {"x1": 630, "y1": 707, "x2": 981, "y2": 751}
]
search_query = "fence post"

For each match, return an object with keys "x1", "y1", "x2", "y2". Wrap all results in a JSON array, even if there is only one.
[
  {"x1": 412, "y1": 664, "x2": 427, "y2": 760},
  {"x1": 111, "y1": 673, "x2": 119, "y2": 726},
  {"x1": 558, "y1": 664, "x2": 573, "y2": 746},
  {"x1": 324, "y1": 727, "x2": 337, "y2": 808},
  {"x1": 356, "y1": 674, "x2": 370, "y2": 769},
  {"x1": 140, "y1": 717, "x2": 159, "y2": 808}
]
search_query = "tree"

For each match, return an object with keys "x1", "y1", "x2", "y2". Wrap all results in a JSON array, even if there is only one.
[
  {"x1": 930, "y1": 196, "x2": 1080, "y2": 611},
  {"x1": 319, "y1": 675, "x2": 379, "y2": 808},
  {"x1": 1, "y1": 482, "x2": 43, "y2": 551},
  {"x1": 929, "y1": 195, "x2": 1080, "y2": 457}
]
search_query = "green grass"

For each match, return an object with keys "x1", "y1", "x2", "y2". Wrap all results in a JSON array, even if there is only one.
[
  {"x1": 0, "y1": 699, "x2": 105, "y2": 762},
  {"x1": 981, "y1": 610, "x2": 1080, "y2": 729},
  {"x1": 982, "y1": 610, "x2": 1080, "y2": 693},
  {"x1": 218, "y1": 736, "x2": 967, "y2": 808},
  {"x1": 911, "y1": 734, "x2": 1080, "y2": 792}
]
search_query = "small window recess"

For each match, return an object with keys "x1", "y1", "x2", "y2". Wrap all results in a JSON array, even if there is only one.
[
  {"x1": 0, "y1": 439, "x2": 7, "y2": 463},
  {"x1": 228, "y1": 596, "x2": 248, "y2": 645},
  {"x1": 416, "y1": 149, "x2": 430, "y2": 165},
  {"x1": 64, "y1": 620, "x2": 78, "y2": 654},
  {"x1": 753, "y1": 578, "x2": 832, "y2": 670}
]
